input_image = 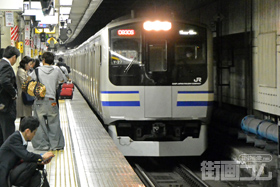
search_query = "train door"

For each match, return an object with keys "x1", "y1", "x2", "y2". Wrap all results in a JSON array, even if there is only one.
[
  {"x1": 94, "y1": 43, "x2": 102, "y2": 115},
  {"x1": 85, "y1": 52, "x2": 90, "y2": 99},
  {"x1": 90, "y1": 48, "x2": 95, "y2": 105},
  {"x1": 144, "y1": 40, "x2": 172, "y2": 118}
]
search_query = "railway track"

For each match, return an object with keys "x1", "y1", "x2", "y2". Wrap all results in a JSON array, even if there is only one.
[{"x1": 134, "y1": 163, "x2": 209, "y2": 187}]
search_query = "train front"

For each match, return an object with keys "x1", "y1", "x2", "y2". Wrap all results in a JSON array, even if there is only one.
[{"x1": 103, "y1": 19, "x2": 213, "y2": 156}]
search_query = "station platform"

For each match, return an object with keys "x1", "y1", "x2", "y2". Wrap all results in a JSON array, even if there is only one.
[{"x1": 15, "y1": 88, "x2": 144, "y2": 187}]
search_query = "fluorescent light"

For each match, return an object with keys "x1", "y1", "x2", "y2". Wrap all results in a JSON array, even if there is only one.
[
  {"x1": 60, "y1": 14, "x2": 69, "y2": 21},
  {"x1": 23, "y1": 9, "x2": 41, "y2": 16},
  {"x1": 38, "y1": 13, "x2": 59, "y2": 24},
  {"x1": 60, "y1": 7, "x2": 71, "y2": 14},
  {"x1": 60, "y1": 0, "x2": 73, "y2": 6},
  {"x1": 23, "y1": 2, "x2": 41, "y2": 9}
]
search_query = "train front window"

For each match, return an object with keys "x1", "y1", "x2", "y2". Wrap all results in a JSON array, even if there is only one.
[
  {"x1": 172, "y1": 24, "x2": 207, "y2": 85},
  {"x1": 109, "y1": 24, "x2": 142, "y2": 86},
  {"x1": 148, "y1": 41, "x2": 167, "y2": 72},
  {"x1": 109, "y1": 22, "x2": 208, "y2": 86}
]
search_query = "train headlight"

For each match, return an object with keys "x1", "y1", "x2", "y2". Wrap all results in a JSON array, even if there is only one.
[{"x1": 143, "y1": 21, "x2": 171, "y2": 31}]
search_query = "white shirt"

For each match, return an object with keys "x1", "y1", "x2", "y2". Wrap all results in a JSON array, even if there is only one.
[{"x1": 19, "y1": 131, "x2": 28, "y2": 146}]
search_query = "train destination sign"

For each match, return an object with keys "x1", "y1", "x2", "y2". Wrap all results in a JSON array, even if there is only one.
[{"x1": 117, "y1": 29, "x2": 135, "y2": 36}]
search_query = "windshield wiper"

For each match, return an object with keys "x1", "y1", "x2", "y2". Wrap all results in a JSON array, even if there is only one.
[{"x1": 124, "y1": 57, "x2": 137, "y2": 74}]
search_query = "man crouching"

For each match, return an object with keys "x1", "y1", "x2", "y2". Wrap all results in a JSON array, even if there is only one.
[{"x1": 0, "y1": 116, "x2": 54, "y2": 187}]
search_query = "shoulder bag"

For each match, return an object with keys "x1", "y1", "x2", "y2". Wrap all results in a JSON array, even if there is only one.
[
  {"x1": 21, "y1": 92, "x2": 35, "y2": 105},
  {"x1": 22, "y1": 69, "x2": 46, "y2": 99}
]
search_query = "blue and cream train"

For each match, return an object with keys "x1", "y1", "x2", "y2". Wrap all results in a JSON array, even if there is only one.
[{"x1": 63, "y1": 16, "x2": 213, "y2": 156}]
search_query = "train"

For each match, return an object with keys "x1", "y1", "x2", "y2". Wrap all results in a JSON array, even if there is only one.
[{"x1": 63, "y1": 16, "x2": 213, "y2": 156}]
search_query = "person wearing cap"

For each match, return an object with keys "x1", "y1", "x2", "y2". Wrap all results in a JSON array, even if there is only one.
[{"x1": 0, "y1": 116, "x2": 54, "y2": 187}]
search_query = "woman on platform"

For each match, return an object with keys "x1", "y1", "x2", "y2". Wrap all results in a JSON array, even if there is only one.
[{"x1": 16, "y1": 56, "x2": 33, "y2": 120}]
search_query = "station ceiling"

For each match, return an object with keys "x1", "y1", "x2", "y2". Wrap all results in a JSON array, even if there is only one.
[
  {"x1": 66, "y1": 0, "x2": 217, "y2": 48},
  {"x1": 23, "y1": 0, "x2": 217, "y2": 49}
]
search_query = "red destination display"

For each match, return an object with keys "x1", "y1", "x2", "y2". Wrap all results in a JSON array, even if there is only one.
[{"x1": 118, "y1": 29, "x2": 135, "y2": 36}]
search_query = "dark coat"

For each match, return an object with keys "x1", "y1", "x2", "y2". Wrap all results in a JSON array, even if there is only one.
[
  {"x1": 0, "y1": 131, "x2": 42, "y2": 187},
  {"x1": 0, "y1": 58, "x2": 17, "y2": 113}
]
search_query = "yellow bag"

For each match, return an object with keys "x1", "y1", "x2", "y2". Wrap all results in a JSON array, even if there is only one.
[{"x1": 22, "y1": 69, "x2": 46, "y2": 99}]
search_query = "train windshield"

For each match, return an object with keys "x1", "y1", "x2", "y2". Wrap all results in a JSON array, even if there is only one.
[{"x1": 109, "y1": 22, "x2": 207, "y2": 86}]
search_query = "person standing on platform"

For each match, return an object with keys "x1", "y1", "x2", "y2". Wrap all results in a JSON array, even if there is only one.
[
  {"x1": 29, "y1": 52, "x2": 67, "y2": 151},
  {"x1": 33, "y1": 58, "x2": 40, "y2": 69},
  {"x1": 0, "y1": 116, "x2": 54, "y2": 187},
  {"x1": 55, "y1": 58, "x2": 70, "y2": 107},
  {"x1": 57, "y1": 61, "x2": 70, "y2": 79},
  {"x1": 0, "y1": 46, "x2": 20, "y2": 147},
  {"x1": 28, "y1": 58, "x2": 41, "y2": 75},
  {"x1": 16, "y1": 56, "x2": 33, "y2": 121}
]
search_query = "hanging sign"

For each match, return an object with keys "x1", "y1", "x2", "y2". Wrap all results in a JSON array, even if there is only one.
[
  {"x1": 25, "y1": 47, "x2": 31, "y2": 56},
  {"x1": 34, "y1": 34, "x2": 38, "y2": 46},
  {"x1": 25, "y1": 24, "x2": 30, "y2": 40},
  {"x1": 5, "y1": 11, "x2": 14, "y2": 27}
]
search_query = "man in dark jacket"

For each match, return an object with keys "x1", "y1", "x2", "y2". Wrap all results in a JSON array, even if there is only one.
[
  {"x1": 0, "y1": 116, "x2": 54, "y2": 187},
  {"x1": 0, "y1": 46, "x2": 20, "y2": 146}
]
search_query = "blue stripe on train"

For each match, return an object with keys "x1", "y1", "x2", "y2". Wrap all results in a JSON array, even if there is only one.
[
  {"x1": 178, "y1": 91, "x2": 213, "y2": 94},
  {"x1": 102, "y1": 101, "x2": 140, "y2": 106},
  {"x1": 101, "y1": 91, "x2": 139, "y2": 94},
  {"x1": 177, "y1": 101, "x2": 213, "y2": 106}
]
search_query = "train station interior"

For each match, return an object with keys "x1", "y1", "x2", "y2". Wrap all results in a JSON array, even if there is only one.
[{"x1": 0, "y1": 0, "x2": 279, "y2": 186}]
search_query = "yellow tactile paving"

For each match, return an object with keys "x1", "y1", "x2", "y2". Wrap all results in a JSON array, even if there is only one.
[
  {"x1": 15, "y1": 100, "x2": 78, "y2": 187},
  {"x1": 44, "y1": 100, "x2": 78, "y2": 187},
  {"x1": 18, "y1": 89, "x2": 143, "y2": 187}
]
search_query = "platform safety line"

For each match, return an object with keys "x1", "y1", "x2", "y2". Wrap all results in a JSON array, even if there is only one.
[
  {"x1": 66, "y1": 118, "x2": 77, "y2": 186},
  {"x1": 65, "y1": 101, "x2": 77, "y2": 187},
  {"x1": 61, "y1": 102, "x2": 67, "y2": 187},
  {"x1": 63, "y1": 111, "x2": 68, "y2": 187},
  {"x1": 65, "y1": 122, "x2": 70, "y2": 186},
  {"x1": 54, "y1": 150, "x2": 58, "y2": 187},
  {"x1": 58, "y1": 150, "x2": 61, "y2": 187},
  {"x1": 36, "y1": 100, "x2": 75, "y2": 187},
  {"x1": 46, "y1": 151, "x2": 52, "y2": 183},
  {"x1": 60, "y1": 102, "x2": 72, "y2": 187},
  {"x1": 45, "y1": 150, "x2": 55, "y2": 185},
  {"x1": 66, "y1": 100, "x2": 89, "y2": 186},
  {"x1": 58, "y1": 103, "x2": 62, "y2": 187},
  {"x1": 63, "y1": 108, "x2": 72, "y2": 187},
  {"x1": 60, "y1": 100, "x2": 78, "y2": 187}
]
